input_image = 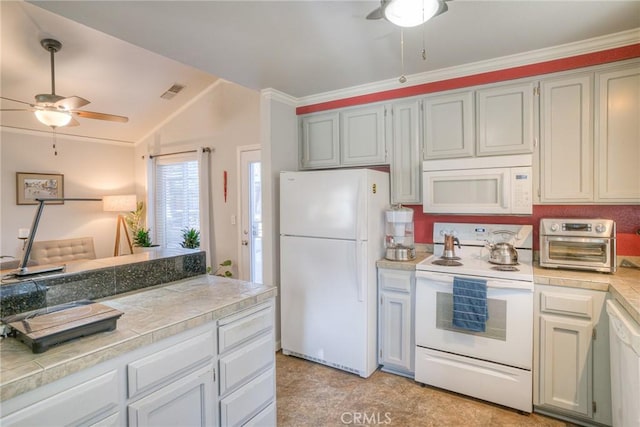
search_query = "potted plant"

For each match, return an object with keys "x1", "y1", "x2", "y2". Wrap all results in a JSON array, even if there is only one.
[
  {"x1": 180, "y1": 227, "x2": 200, "y2": 249},
  {"x1": 126, "y1": 201, "x2": 145, "y2": 235},
  {"x1": 213, "y1": 259, "x2": 233, "y2": 277},
  {"x1": 133, "y1": 228, "x2": 158, "y2": 252}
]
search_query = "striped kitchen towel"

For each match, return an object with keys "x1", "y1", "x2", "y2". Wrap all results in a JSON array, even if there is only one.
[{"x1": 452, "y1": 276, "x2": 488, "y2": 333}]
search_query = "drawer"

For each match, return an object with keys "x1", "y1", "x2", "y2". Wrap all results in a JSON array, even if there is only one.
[
  {"x1": 539, "y1": 291, "x2": 593, "y2": 319},
  {"x1": 1, "y1": 371, "x2": 119, "y2": 427},
  {"x1": 244, "y1": 401, "x2": 276, "y2": 427},
  {"x1": 379, "y1": 269, "x2": 414, "y2": 293},
  {"x1": 219, "y1": 303, "x2": 274, "y2": 354},
  {"x1": 219, "y1": 333, "x2": 274, "y2": 396},
  {"x1": 128, "y1": 331, "x2": 215, "y2": 399},
  {"x1": 219, "y1": 367, "x2": 275, "y2": 427}
]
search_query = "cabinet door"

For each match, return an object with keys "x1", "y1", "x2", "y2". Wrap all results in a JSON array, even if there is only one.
[
  {"x1": 300, "y1": 112, "x2": 340, "y2": 169},
  {"x1": 539, "y1": 314, "x2": 593, "y2": 417},
  {"x1": 391, "y1": 100, "x2": 422, "y2": 203},
  {"x1": 540, "y1": 74, "x2": 594, "y2": 203},
  {"x1": 128, "y1": 366, "x2": 215, "y2": 427},
  {"x1": 476, "y1": 82, "x2": 535, "y2": 155},
  {"x1": 423, "y1": 90, "x2": 475, "y2": 159},
  {"x1": 0, "y1": 371, "x2": 120, "y2": 427},
  {"x1": 596, "y1": 65, "x2": 640, "y2": 202},
  {"x1": 380, "y1": 291, "x2": 413, "y2": 373},
  {"x1": 340, "y1": 104, "x2": 388, "y2": 166}
]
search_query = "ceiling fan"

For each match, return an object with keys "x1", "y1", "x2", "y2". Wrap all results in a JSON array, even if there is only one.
[
  {"x1": 0, "y1": 38, "x2": 128, "y2": 129},
  {"x1": 367, "y1": 0, "x2": 450, "y2": 27}
]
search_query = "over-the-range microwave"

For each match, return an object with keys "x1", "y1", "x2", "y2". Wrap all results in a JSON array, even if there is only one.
[{"x1": 422, "y1": 154, "x2": 533, "y2": 215}]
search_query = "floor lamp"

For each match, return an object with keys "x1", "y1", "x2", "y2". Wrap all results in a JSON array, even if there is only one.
[{"x1": 103, "y1": 195, "x2": 137, "y2": 256}]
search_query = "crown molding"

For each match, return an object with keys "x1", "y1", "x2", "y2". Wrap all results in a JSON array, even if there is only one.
[
  {"x1": 261, "y1": 88, "x2": 298, "y2": 107},
  {"x1": 297, "y1": 28, "x2": 640, "y2": 107}
]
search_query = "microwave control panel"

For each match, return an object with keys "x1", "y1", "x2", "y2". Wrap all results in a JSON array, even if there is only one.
[{"x1": 510, "y1": 167, "x2": 532, "y2": 214}]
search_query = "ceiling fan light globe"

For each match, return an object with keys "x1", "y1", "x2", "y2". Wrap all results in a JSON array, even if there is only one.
[
  {"x1": 384, "y1": 0, "x2": 440, "y2": 27},
  {"x1": 34, "y1": 109, "x2": 72, "y2": 127}
]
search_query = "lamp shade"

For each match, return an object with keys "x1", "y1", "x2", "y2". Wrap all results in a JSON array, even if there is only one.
[
  {"x1": 103, "y1": 195, "x2": 137, "y2": 212},
  {"x1": 384, "y1": 0, "x2": 440, "y2": 27},
  {"x1": 34, "y1": 109, "x2": 72, "y2": 127}
]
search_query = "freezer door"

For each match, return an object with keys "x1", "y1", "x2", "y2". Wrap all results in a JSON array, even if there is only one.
[
  {"x1": 280, "y1": 235, "x2": 374, "y2": 377},
  {"x1": 280, "y1": 170, "x2": 365, "y2": 240}
]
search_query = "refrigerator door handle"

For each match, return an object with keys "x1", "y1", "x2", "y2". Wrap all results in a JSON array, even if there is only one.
[{"x1": 356, "y1": 240, "x2": 366, "y2": 302}]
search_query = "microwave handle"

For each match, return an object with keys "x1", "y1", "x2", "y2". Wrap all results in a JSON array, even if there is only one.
[{"x1": 502, "y1": 176, "x2": 509, "y2": 209}]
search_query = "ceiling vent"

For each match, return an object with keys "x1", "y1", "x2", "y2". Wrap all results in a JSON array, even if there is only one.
[{"x1": 160, "y1": 83, "x2": 185, "y2": 100}]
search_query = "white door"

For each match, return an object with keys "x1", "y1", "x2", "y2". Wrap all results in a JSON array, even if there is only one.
[
  {"x1": 239, "y1": 148, "x2": 262, "y2": 283},
  {"x1": 280, "y1": 235, "x2": 369, "y2": 376},
  {"x1": 280, "y1": 169, "x2": 364, "y2": 240}
]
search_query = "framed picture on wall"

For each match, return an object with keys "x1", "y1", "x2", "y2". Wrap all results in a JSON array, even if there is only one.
[{"x1": 16, "y1": 172, "x2": 64, "y2": 205}]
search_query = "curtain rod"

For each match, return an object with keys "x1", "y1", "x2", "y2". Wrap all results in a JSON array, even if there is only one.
[{"x1": 147, "y1": 147, "x2": 213, "y2": 159}]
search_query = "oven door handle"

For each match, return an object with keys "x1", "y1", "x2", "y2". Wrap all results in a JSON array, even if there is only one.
[{"x1": 417, "y1": 271, "x2": 533, "y2": 291}]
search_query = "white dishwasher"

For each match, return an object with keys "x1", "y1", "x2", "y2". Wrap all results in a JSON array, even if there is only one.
[{"x1": 606, "y1": 299, "x2": 640, "y2": 427}]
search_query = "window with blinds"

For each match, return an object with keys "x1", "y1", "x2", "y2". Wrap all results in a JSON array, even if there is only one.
[{"x1": 154, "y1": 156, "x2": 200, "y2": 248}]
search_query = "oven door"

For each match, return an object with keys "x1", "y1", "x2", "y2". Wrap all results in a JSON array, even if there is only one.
[
  {"x1": 416, "y1": 271, "x2": 533, "y2": 370},
  {"x1": 541, "y1": 236, "x2": 614, "y2": 271}
]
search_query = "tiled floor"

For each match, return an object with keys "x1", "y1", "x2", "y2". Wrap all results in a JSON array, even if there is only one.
[{"x1": 276, "y1": 352, "x2": 574, "y2": 426}]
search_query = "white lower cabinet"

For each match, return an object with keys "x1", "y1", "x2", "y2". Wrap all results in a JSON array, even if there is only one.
[
  {"x1": 378, "y1": 268, "x2": 415, "y2": 377},
  {"x1": 128, "y1": 365, "x2": 215, "y2": 427},
  {"x1": 534, "y1": 285, "x2": 611, "y2": 426},
  {"x1": 0, "y1": 370, "x2": 120, "y2": 427},
  {"x1": 217, "y1": 300, "x2": 276, "y2": 426},
  {"x1": 0, "y1": 298, "x2": 277, "y2": 427}
]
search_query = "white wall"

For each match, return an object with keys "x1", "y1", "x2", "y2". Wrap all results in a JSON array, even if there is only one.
[
  {"x1": 135, "y1": 80, "x2": 260, "y2": 273},
  {"x1": 260, "y1": 89, "x2": 299, "y2": 347},
  {"x1": 0, "y1": 128, "x2": 135, "y2": 259}
]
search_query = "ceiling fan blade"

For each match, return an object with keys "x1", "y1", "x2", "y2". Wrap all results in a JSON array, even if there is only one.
[
  {"x1": 0, "y1": 109, "x2": 32, "y2": 112},
  {"x1": 73, "y1": 110, "x2": 129, "y2": 123},
  {"x1": 366, "y1": 7, "x2": 383, "y2": 20},
  {"x1": 1, "y1": 96, "x2": 34, "y2": 107},
  {"x1": 435, "y1": 1, "x2": 449, "y2": 16},
  {"x1": 67, "y1": 117, "x2": 81, "y2": 127},
  {"x1": 55, "y1": 96, "x2": 90, "y2": 110}
]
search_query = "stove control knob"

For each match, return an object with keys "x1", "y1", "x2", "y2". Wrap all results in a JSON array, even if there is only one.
[
  {"x1": 595, "y1": 223, "x2": 606, "y2": 233},
  {"x1": 550, "y1": 223, "x2": 559, "y2": 232}
]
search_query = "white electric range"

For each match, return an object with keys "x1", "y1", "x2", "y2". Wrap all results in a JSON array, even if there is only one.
[{"x1": 415, "y1": 222, "x2": 534, "y2": 413}]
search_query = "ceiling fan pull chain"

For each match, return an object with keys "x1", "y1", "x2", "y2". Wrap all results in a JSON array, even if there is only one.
[
  {"x1": 399, "y1": 29, "x2": 407, "y2": 83},
  {"x1": 422, "y1": 24, "x2": 427, "y2": 61},
  {"x1": 52, "y1": 128, "x2": 58, "y2": 156}
]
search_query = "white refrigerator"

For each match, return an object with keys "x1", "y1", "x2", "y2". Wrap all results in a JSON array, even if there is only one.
[{"x1": 280, "y1": 169, "x2": 389, "y2": 378}]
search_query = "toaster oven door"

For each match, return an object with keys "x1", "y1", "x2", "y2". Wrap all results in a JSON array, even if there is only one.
[{"x1": 541, "y1": 236, "x2": 615, "y2": 271}]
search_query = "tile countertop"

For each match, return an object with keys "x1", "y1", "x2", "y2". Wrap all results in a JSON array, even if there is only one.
[
  {"x1": 0, "y1": 274, "x2": 277, "y2": 402},
  {"x1": 378, "y1": 253, "x2": 640, "y2": 325}
]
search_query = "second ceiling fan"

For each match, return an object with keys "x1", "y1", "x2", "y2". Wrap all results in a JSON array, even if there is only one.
[{"x1": 0, "y1": 38, "x2": 128, "y2": 128}]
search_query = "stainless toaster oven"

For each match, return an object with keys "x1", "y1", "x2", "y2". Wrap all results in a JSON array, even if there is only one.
[{"x1": 539, "y1": 219, "x2": 616, "y2": 273}]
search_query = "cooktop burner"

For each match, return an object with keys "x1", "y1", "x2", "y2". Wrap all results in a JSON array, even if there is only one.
[
  {"x1": 491, "y1": 265, "x2": 520, "y2": 272},
  {"x1": 432, "y1": 259, "x2": 463, "y2": 267}
]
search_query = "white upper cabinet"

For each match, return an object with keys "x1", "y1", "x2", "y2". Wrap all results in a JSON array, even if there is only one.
[
  {"x1": 299, "y1": 104, "x2": 388, "y2": 169},
  {"x1": 540, "y1": 74, "x2": 594, "y2": 202},
  {"x1": 299, "y1": 111, "x2": 340, "y2": 169},
  {"x1": 596, "y1": 65, "x2": 640, "y2": 202},
  {"x1": 476, "y1": 82, "x2": 535, "y2": 156},
  {"x1": 340, "y1": 104, "x2": 388, "y2": 166},
  {"x1": 423, "y1": 90, "x2": 475, "y2": 159},
  {"x1": 391, "y1": 99, "x2": 422, "y2": 204},
  {"x1": 538, "y1": 62, "x2": 640, "y2": 204}
]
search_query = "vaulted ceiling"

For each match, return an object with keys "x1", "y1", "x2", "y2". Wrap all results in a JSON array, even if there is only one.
[{"x1": 2, "y1": 1, "x2": 639, "y2": 144}]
